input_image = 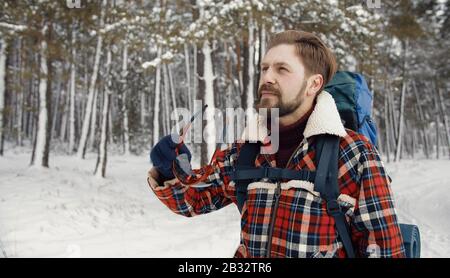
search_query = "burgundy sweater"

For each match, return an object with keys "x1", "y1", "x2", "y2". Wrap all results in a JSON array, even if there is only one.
[{"x1": 274, "y1": 107, "x2": 313, "y2": 168}]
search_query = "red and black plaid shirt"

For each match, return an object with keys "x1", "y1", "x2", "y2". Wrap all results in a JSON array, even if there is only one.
[{"x1": 148, "y1": 128, "x2": 405, "y2": 258}]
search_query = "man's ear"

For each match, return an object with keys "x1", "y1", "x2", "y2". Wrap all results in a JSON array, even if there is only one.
[{"x1": 306, "y1": 74, "x2": 323, "y2": 97}]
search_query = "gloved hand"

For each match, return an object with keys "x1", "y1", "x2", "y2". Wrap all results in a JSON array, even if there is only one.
[{"x1": 150, "y1": 134, "x2": 192, "y2": 180}]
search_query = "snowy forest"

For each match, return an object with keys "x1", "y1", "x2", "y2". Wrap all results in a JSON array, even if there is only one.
[
  {"x1": 0, "y1": 0, "x2": 448, "y2": 175},
  {"x1": 0, "y1": 0, "x2": 449, "y2": 258}
]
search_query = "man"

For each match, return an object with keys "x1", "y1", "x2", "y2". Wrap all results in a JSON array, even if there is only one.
[{"x1": 148, "y1": 30, "x2": 405, "y2": 258}]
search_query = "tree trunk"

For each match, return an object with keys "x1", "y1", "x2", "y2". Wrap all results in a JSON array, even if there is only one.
[
  {"x1": 192, "y1": 42, "x2": 202, "y2": 167},
  {"x1": 436, "y1": 114, "x2": 440, "y2": 159},
  {"x1": 60, "y1": 79, "x2": 69, "y2": 141},
  {"x1": 51, "y1": 75, "x2": 62, "y2": 139},
  {"x1": 184, "y1": 43, "x2": 192, "y2": 112},
  {"x1": 121, "y1": 43, "x2": 130, "y2": 155},
  {"x1": 236, "y1": 38, "x2": 243, "y2": 98},
  {"x1": 168, "y1": 63, "x2": 178, "y2": 131},
  {"x1": 77, "y1": 0, "x2": 105, "y2": 159},
  {"x1": 94, "y1": 50, "x2": 111, "y2": 178},
  {"x1": 0, "y1": 38, "x2": 7, "y2": 156},
  {"x1": 242, "y1": 36, "x2": 248, "y2": 110},
  {"x1": 29, "y1": 71, "x2": 38, "y2": 150},
  {"x1": 387, "y1": 87, "x2": 396, "y2": 160},
  {"x1": 404, "y1": 120, "x2": 412, "y2": 158},
  {"x1": 32, "y1": 24, "x2": 50, "y2": 167},
  {"x1": 43, "y1": 25, "x2": 53, "y2": 168},
  {"x1": 193, "y1": 42, "x2": 197, "y2": 106},
  {"x1": 162, "y1": 61, "x2": 170, "y2": 135},
  {"x1": 202, "y1": 39, "x2": 216, "y2": 161},
  {"x1": 77, "y1": 35, "x2": 103, "y2": 159},
  {"x1": 30, "y1": 106, "x2": 37, "y2": 166},
  {"x1": 246, "y1": 15, "x2": 255, "y2": 112},
  {"x1": 388, "y1": 82, "x2": 398, "y2": 143},
  {"x1": 394, "y1": 78, "x2": 406, "y2": 162},
  {"x1": 140, "y1": 91, "x2": 146, "y2": 127},
  {"x1": 152, "y1": 47, "x2": 162, "y2": 145},
  {"x1": 194, "y1": 42, "x2": 207, "y2": 166},
  {"x1": 68, "y1": 26, "x2": 77, "y2": 153},
  {"x1": 25, "y1": 64, "x2": 33, "y2": 139},
  {"x1": 88, "y1": 88, "x2": 98, "y2": 150},
  {"x1": 384, "y1": 87, "x2": 391, "y2": 162},
  {"x1": 394, "y1": 40, "x2": 408, "y2": 162},
  {"x1": 16, "y1": 38, "x2": 23, "y2": 146},
  {"x1": 255, "y1": 24, "x2": 266, "y2": 91},
  {"x1": 17, "y1": 78, "x2": 23, "y2": 146},
  {"x1": 412, "y1": 125, "x2": 416, "y2": 159},
  {"x1": 412, "y1": 80, "x2": 430, "y2": 158},
  {"x1": 108, "y1": 95, "x2": 113, "y2": 145},
  {"x1": 225, "y1": 41, "x2": 233, "y2": 108}
]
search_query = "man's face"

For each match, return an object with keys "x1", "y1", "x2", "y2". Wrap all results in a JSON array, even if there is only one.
[{"x1": 257, "y1": 44, "x2": 308, "y2": 117}]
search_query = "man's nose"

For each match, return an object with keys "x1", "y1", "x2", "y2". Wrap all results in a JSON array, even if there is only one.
[{"x1": 260, "y1": 68, "x2": 276, "y2": 85}]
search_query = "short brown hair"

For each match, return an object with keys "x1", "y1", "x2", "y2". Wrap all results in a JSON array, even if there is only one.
[{"x1": 267, "y1": 30, "x2": 337, "y2": 91}]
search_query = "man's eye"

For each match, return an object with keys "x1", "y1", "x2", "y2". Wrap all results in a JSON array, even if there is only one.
[
  {"x1": 261, "y1": 67, "x2": 268, "y2": 72},
  {"x1": 279, "y1": 67, "x2": 288, "y2": 72}
]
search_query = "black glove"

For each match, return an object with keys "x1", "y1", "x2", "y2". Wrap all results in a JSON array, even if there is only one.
[{"x1": 150, "y1": 134, "x2": 192, "y2": 180}]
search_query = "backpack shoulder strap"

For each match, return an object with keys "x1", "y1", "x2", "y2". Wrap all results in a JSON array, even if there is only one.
[
  {"x1": 235, "y1": 142, "x2": 261, "y2": 213},
  {"x1": 314, "y1": 135, "x2": 356, "y2": 258}
]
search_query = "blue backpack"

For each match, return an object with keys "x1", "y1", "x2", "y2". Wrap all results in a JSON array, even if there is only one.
[
  {"x1": 324, "y1": 71, "x2": 420, "y2": 257},
  {"x1": 324, "y1": 71, "x2": 378, "y2": 146}
]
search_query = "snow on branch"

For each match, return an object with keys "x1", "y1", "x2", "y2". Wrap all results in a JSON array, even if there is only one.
[
  {"x1": 142, "y1": 58, "x2": 161, "y2": 69},
  {"x1": 99, "y1": 16, "x2": 141, "y2": 35},
  {"x1": 0, "y1": 22, "x2": 27, "y2": 32},
  {"x1": 142, "y1": 51, "x2": 174, "y2": 69},
  {"x1": 99, "y1": 18, "x2": 128, "y2": 34}
]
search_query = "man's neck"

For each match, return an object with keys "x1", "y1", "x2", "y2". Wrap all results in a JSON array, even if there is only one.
[{"x1": 279, "y1": 102, "x2": 314, "y2": 127}]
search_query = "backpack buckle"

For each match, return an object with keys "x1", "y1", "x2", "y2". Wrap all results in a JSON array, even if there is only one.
[
  {"x1": 263, "y1": 167, "x2": 270, "y2": 178},
  {"x1": 326, "y1": 199, "x2": 342, "y2": 215}
]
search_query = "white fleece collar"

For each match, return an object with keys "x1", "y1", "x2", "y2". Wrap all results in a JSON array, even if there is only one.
[
  {"x1": 303, "y1": 90, "x2": 347, "y2": 138},
  {"x1": 240, "y1": 90, "x2": 347, "y2": 142}
]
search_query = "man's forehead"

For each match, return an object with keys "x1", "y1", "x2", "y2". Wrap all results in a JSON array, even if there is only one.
[{"x1": 261, "y1": 44, "x2": 302, "y2": 67}]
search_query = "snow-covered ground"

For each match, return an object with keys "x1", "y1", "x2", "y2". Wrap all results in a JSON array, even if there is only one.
[
  {"x1": 0, "y1": 150, "x2": 241, "y2": 258},
  {"x1": 386, "y1": 159, "x2": 450, "y2": 258},
  {"x1": 0, "y1": 149, "x2": 449, "y2": 258}
]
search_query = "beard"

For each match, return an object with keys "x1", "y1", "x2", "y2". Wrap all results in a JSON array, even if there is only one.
[{"x1": 255, "y1": 80, "x2": 307, "y2": 118}]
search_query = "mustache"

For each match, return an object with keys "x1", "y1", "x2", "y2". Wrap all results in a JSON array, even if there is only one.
[{"x1": 258, "y1": 84, "x2": 281, "y2": 97}]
